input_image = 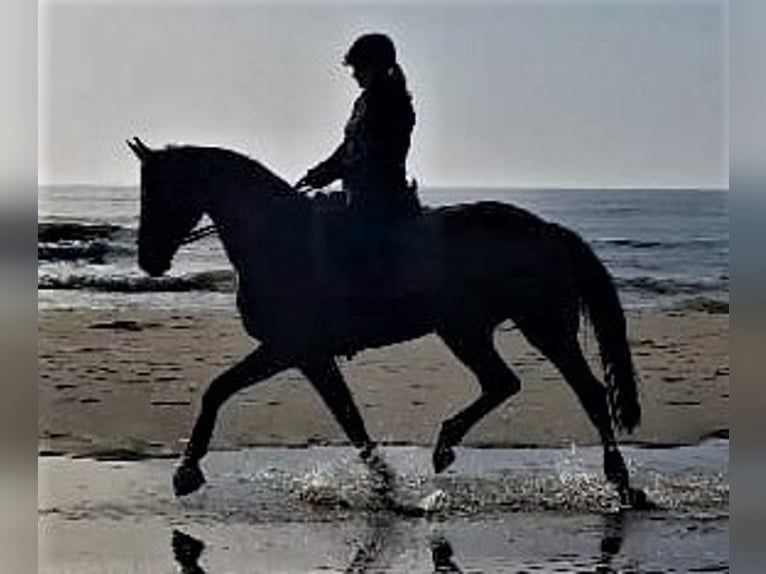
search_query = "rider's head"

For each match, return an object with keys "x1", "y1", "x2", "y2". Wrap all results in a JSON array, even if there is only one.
[{"x1": 344, "y1": 33, "x2": 397, "y2": 88}]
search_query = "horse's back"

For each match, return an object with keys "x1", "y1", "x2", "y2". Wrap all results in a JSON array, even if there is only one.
[
  {"x1": 436, "y1": 201, "x2": 581, "y2": 316},
  {"x1": 308, "y1": 199, "x2": 555, "y2": 295},
  {"x1": 435, "y1": 200, "x2": 547, "y2": 237}
]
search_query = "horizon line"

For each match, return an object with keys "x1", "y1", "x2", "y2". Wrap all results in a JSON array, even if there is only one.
[{"x1": 38, "y1": 182, "x2": 729, "y2": 192}]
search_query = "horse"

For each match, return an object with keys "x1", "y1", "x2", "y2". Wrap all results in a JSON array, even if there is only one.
[{"x1": 128, "y1": 137, "x2": 650, "y2": 508}]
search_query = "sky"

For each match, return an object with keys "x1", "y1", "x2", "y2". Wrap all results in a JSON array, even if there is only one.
[{"x1": 39, "y1": 0, "x2": 727, "y2": 189}]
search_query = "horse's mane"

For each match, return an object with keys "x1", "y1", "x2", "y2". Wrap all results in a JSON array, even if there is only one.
[{"x1": 162, "y1": 144, "x2": 304, "y2": 201}]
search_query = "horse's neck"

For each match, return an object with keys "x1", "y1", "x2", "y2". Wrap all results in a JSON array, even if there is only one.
[{"x1": 204, "y1": 172, "x2": 305, "y2": 277}]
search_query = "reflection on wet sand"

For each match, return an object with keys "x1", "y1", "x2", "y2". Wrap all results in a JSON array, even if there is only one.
[
  {"x1": 429, "y1": 535, "x2": 463, "y2": 573},
  {"x1": 597, "y1": 512, "x2": 627, "y2": 573},
  {"x1": 343, "y1": 516, "x2": 396, "y2": 573},
  {"x1": 172, "y1": 530, "x2": 206, "y2": 574},
  {"x1": 171, "y1": 512, "x2": 630, "y2": 573}
]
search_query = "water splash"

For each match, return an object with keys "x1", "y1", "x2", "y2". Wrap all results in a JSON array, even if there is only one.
[{"x1": 39, "y1": 443, "x2": 728, "y2": 525}]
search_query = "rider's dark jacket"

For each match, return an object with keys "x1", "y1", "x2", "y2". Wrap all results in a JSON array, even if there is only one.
[{"x1": 306, "y1": 75, "x2": 418, "y2": 220}]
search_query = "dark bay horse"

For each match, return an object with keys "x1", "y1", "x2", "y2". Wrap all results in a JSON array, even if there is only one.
[{"x1": 129, "y1": 138, "x2": 648, "y2": 508}]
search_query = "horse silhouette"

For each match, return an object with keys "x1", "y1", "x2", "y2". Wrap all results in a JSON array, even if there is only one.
[{"x1": 129, "y1": 137, "x2": 649, "y2": 508}]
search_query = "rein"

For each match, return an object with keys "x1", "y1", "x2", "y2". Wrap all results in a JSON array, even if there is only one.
[{"x1": 180, "y1": 224, "x2": 217, "y2": 246}]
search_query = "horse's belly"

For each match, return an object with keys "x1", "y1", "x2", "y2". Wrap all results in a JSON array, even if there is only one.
[
  {"x1": 249, "y1": 286, "x2": 431, "y2": 355},
  {"x1": 342, "y1": 293, "x2": 434, "y2": 350},
  {"x1": 237, "y1": 283, "x2": 432, "y2": 356},
  {"x1": 236, "y1": 289, "x2": 269, "y2": 340},
  {"x1": 236, "y1": 288, "x2": 316, "y2": 342}
]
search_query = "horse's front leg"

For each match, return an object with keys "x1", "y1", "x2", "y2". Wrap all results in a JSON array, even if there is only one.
[
  {"x1": 174, "y1": 345, "x2": 290, "y2": 496},
  {"x1": 299, "y1": 359, "x2": 393, "y2": 493},
  {"x1": 299, "y1": 358, "x2": 376, "y2": 453}
]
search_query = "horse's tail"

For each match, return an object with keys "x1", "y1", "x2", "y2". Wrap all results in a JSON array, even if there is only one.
[{"x1": 561, "y1": 226, "x2": 641, "y2": 433}]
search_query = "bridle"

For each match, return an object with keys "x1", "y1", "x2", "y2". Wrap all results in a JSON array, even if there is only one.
[{"x1": 180, "y1": 224, "x2": 217, "y2": 246}]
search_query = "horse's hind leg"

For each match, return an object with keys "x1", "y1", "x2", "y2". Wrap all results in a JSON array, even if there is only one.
[
  {"x1": 174, "y1": 345, "x2": 289, "y2": 496},
  {"x1": 516, "y1": 313, "x2": 641, "y2": 507},
  {"x1": 433, "y1": 328, "x2": 521, "y2": 473}
]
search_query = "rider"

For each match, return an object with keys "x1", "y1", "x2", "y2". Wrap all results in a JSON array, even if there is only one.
[{"x1": 295, "y1": 32, "x2": 420, "y2": 222}]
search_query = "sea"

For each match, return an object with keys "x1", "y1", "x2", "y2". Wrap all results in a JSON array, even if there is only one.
[{"x1": 38, "y1": 186, "x2": 729, "y2": 312}]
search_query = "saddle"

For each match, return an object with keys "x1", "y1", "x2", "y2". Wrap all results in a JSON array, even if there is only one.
[{"x1": 308, "y1": 192, "x2": 441, "y2": 305}]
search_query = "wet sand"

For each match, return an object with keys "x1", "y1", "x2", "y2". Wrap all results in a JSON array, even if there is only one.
[
  {"x1": 39, "y1": 444, "x2": 729, "y2": 573},
  {"x1": 38, "y1": 307, "x2": 729, "y2": 571},
  {"x1": 40, "y1": 510, "x2": 730, "y2": 573},
  {"x1": 38, "y1": 307, "x2": 729, "y2": 458}
]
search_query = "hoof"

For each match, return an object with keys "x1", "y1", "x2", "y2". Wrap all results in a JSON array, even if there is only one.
[
  {"x1": 361, "y1": 449, "x2": 397, "y2": 496},
  {"x1": 360, "y1": 447, "x2": 386, "y2": 472},
  {"x1": 620, "y1": 487, "x2": 656, "y2": 511},
  {"x1": 173, "y1": 461, "x2": 206, "y2": 497},
  {"x1": 432, "y1": 445, "x2": 456, "y2": 474}
]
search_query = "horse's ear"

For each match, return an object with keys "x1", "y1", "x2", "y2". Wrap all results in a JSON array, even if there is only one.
[{"x1": 127, "y1": 137, "x2": 152, "y2": 162}]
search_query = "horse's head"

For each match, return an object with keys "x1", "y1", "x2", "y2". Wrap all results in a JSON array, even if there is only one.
[{"x1": 129, "y1": 138, "x2": 205, "y2": 277}]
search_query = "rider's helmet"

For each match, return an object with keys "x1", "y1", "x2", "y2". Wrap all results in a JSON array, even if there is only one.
[{"x1": 343, "y1": 33, "x2": 396, "y2": 69}]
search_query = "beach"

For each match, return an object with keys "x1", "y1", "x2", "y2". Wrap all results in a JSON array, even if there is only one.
[
  {"x1": 38, "y1": 306, "x2": 728, "y2": 458},
  {"x1": 37, "y1": 186, "x2": 730, "y2": 571}
]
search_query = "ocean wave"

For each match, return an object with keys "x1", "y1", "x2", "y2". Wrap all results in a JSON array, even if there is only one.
[
  {"x1": 38, "y1": 241, "x2": 135, "y2": 263},
  {"x1": 594, "y1": 237, "x2": 726, "y2": 250},
  {"x1": 670, "y1": 297, "x2": 729, "y2": 314},
  {"x1": 39, "y1": 221, "x2": 138, "y2": 263},
  {"x1": 38, "y1": 221, "x2": 130, "y2": 243},
  {"x1": 616, "y1": 276, "x2": 728, "y2": 296},
  {"x1": 38, "y1": 269, "x2": 236, "y2": 293}
]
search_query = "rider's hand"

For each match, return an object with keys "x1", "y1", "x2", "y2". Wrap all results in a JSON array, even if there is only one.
[
  {"x1": 294, "y1": 175, "x2": 312, "y2": 191},
  {"x1": 295, "y1": 167, "x2": 327, "y2": 192}
]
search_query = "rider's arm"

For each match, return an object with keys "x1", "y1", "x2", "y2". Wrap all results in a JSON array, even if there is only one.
[{"x1": 297, "y1": 143, "x2": 344, "y2": 189}]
